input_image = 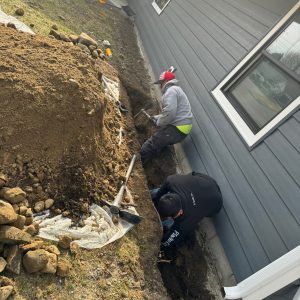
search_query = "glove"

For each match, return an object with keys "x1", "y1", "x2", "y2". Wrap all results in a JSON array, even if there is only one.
[{"x1": 150, "y1": 188, "x2": 160, "y2": 201}]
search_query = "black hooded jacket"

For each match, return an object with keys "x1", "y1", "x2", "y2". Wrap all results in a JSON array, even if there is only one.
[{"x1": 154, "y1": 172, "x2": 223, "y2": 250}]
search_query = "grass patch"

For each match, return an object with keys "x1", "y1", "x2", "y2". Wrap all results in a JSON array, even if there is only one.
[{"x1": 0, "y1": 0, "x2": 76, "y2": 36}]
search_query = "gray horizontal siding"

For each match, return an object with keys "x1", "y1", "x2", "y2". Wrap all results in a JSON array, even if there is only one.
[{"x1": 129, "y1": 0, "x2": 300, "y2": 286}]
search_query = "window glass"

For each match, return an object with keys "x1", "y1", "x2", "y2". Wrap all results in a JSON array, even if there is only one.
[
  {"x1": 228, "y1": 58, "x2": 300, "y2": 132},
  {"x1": 155, "y1": 0, "x2": 170, "y2": 10},
  {"x1": 266, "y1": 11, "x2": 300, "y2": 76}
]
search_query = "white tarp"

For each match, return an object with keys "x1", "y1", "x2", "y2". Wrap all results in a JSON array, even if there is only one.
[
  {"x1": 0, "y1": 9, "x2": 35, "y2": 34},
  {"x1": 35, "y1": 204, "x2": 136, "y2": 249}
]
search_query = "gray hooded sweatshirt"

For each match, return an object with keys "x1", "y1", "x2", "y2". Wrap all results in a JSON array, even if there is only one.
[{"x1": 154, "y1": 79, "x2": 193, "y2": 127}]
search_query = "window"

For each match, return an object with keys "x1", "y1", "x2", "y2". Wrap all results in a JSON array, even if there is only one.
[
  {"x1": 212, "y1": 3, "x2": 300, "y2": 149},
  {"x1": 152, "y1": 0, "x2": 171, "y2": 15}
]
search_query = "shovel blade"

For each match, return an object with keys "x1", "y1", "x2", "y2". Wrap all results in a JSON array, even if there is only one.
[{"x1": 119, "y1": 210, "x2": 143, "y2": 225}]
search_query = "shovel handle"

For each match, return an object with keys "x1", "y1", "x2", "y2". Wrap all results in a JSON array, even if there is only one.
[{"x1": 111, "y1": 154, "x2": 136, "y2": 208}]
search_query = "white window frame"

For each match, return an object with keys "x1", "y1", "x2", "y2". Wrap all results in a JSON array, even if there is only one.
[
  {"x1": 152, "y1": 0, "x2": 171, "y2": 15},
  {"x1": 212, "y1": 2, "x2": 300, "y2": 150}
]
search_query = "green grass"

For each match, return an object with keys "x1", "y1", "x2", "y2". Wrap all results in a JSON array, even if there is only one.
[{"x1": 0, "y1": 0, "x2": 76, "y2": 36}]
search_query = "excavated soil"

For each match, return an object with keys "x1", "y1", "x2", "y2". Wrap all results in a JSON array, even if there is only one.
[{"x1": 0, "y1": 25, "x2": 169, "y2": 300}]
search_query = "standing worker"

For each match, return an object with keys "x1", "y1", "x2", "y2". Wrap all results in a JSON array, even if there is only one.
[
  {"x1": 140, "y1": 70, "x2": 193, "y2": 165},
  {"x1": 151, "y1": 172, "x2": 223, "y2": 260}
]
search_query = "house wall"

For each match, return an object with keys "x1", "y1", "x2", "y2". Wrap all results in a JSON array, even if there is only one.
[{"x1": 128, "y1": 0, "x2": 300, "y2": 285}]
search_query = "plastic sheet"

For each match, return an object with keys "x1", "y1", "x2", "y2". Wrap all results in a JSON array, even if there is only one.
[{"x1": 34, "y1": 204, "x2": 137, "y2": 249}]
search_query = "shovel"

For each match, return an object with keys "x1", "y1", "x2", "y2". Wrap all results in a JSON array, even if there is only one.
[{"x1": 108, "y1": 154, "x2": 142, "y2": 225}]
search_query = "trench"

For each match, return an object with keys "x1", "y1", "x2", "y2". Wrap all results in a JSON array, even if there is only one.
[{"x1": 123, "y1": 80, "x2": 217, "y2": 300}]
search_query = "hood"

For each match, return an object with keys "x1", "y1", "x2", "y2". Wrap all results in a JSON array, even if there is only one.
[{"x1": 162, "y1": 79, "x2": 179, "y2": 94}]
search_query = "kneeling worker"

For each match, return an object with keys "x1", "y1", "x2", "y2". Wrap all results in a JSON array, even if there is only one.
[
  {"x1": 151, "y1": 172, "x2": 223, "y2": 259},
  {"x1": 140, "y1": 70, "x2": 193, "y2": 164}
]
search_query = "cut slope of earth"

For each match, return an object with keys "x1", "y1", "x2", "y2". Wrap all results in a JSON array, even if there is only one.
[{"x1": 0, "y1": 25, "x2": 168, "y2": 300}]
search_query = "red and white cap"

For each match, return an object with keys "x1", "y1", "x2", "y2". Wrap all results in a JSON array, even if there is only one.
[{"x1": 153, "y1": 71, "x2": 175, "y2": 84}]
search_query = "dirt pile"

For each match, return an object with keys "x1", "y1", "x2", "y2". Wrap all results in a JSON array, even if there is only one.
[
  {"x1": 0, "y1": 24, "x2": 126, "y2": 219},
  {"x1": 0, "y1": 25, "x2": 168, "y2": 299}
]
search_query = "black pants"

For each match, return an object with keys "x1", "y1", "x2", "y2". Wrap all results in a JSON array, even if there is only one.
[{"x1": 140, "y1": 125, "x2": 187, "y2": 164}]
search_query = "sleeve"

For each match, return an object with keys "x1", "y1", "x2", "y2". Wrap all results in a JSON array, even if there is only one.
[
  {"x1": 154, "y1": 87, "x2": 178, "y2": 127},
  {"x1": 161, "y1": 223, "x2": 186, "y2": 250},
  {"x1": 151, "y1": 179, "x2": 171, "y2": 207}
]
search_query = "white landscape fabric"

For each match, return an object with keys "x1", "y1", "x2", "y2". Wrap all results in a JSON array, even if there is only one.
[{"x1": 35, "y1": 204, "x2": 136, "y2": 249}]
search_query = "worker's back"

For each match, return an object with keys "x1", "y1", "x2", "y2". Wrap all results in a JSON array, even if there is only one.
[{"x1": 167, "y1": 172, "x2": 223, "y2": 231}]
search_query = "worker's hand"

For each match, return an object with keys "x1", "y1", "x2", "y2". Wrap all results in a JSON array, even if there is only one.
[
  {"x1": 150, "y1": 115, "x2": 158, "y2": 125},
  {"x1": 157, "y1": 251, "x2": 172, "y2": 264}
]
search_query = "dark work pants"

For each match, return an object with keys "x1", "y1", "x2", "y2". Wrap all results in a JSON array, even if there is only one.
[{"x1": 140, "y1": 125, "x2": 187, "y2": 164}]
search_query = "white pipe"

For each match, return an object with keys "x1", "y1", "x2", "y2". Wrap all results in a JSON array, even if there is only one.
[{"x1": 224, "y1": 246, "x2": 300, "y2": 300}]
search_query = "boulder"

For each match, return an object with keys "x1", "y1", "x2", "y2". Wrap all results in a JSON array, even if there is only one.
[
  {"x1": 0, "y1": 200, "x2": 17, "y2": 225},
  {"x1": 24, "y1": 225, "x2": 38, "y2": 236},
  {"x1": 44, "y1": 245, "x2": 60, "y2": 256},
  {"x1": 6, "y1": 245, "x2": 21, "y2": 275},
  {"x1": 10, "y1": 215, "x2": 26, "y2": 230},
  {"x1": 20, "y1": 240, "x2": 44, "y2": 252},
  {"x1": 49, "y1": 29, "x2": 60, "y2": 40},
  {"x1": 69, "y1": 35, "x2": 79, "y2": 44},
  {"x1": 77, "y1": 43, "x2": 90, "y2": 55},
  {"x1": 3, "y1": 188, "x2": 26, "y2": 204},
  {"x1": 44, "y1": 199, "x2": 54, "y2": 209},
  {"x1": 0, "y1": 276, "x2": 14, "y2": 287},
  {"x1": 91, "y1": 50, "x2": 99, "y2": 59},
  {"x1": 19, "y1": 206, "x2": 27, "y2": 216},
  {"x1": 41, "y1": 252, "x2": 57, "y2": 274},
  {"x1": 0, "y1": 174, "x2": 7, "y2": 188},
  {"x1": 0, "y1": 226, "x2": 32, "y2": 244},
  {"x1": 15, "y1": 8, "x2": 24, "y2": 16},
  {"x1": 25, "y1": 208, "x2": 32, "y2": 217},
  {"x1": 59, "y1": 33, "x2": 71, "y2": 42},
  {"x1": 22, "y1": 249, "x2": 49, "y2": 273},
  {"x1": 51, "y1": 24, "x2": 58, "y2": 30},
  {"x1": 0, "y1": 257, "x2": 7, "y2": 272},
  {"x1": 34, "y1": 201, "x2": 45, "y2": 213},
  {"x1": 0, "y1": 285, "x2": 13, "y2": 300},
  {"x1": 56, "y1": 259, "x2": 71, "y2": 277},
  {"x1": 88, "y1": 45, "x2": 97, "y2": 51},
  {"x1": 58, "y1": 235, "x2": 72, "y2": 249},
  {"x1": 25, "y1": 217, "x2": 33, "y2": 226},
  {"x1": 78, "y1": 32, "x2": 98, "y2": 47}
]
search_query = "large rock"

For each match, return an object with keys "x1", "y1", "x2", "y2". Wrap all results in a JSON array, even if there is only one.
[
  {"x1": 15, "y1": 8, "x2": 25, "y2": 16},
  {"x1": 6, "y1": 245, "x2": 21, "y2": 275},
  {"x1": 44, "y1": 199, "x2": 54, "y2": 209},
  {"x1": 78, "y1": 33, "x2": 97, "y2": 47},
  {"x1": 41, "y1": 252, "x2": 57, "y2": 274},
  {"x1": 49, "y1": 29, "x2": 60, "y2": 40},
  {"x1": 0, "y1": 285, "x2": 13, "y2": 300},
  {"x1": 23, "y1": 249, "x2": 49, "y2": 273},
  {"x1": 0, "y1": 174, "x2": 7, "y2": 188},
  {"x1": 0, "y1": 226, "x2": 32, "y2": 244},
  {"x1": 69, "y1": 35, "x2": 79, "y2": 44},
  {"x1": 3, "y1": 188, "x2": 26, "y2": 204},
  {"x1": 0, "y1": 257, "x2": 7, "y2": 272},
  {"x1": 0, "y1": 276, "x2": 14, "y2": 287},
  {"x1": 77, "y1": 43, "x2": 90, "y2": 55},
  {"x1": 0, "y1": 200, "x2": 17, "y2": 225},
  {"x1": 56, "y1": 258, "x2": 71, "y2": 277},
  {"x1": 34, "y1": 201, "x2": 44, "y2": 213},
  {"x1": 10, "y1": 215, "x2": 26, "y2": 229}
]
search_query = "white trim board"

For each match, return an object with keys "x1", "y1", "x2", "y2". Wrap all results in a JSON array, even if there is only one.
[
  {"x1": 211, "y1": 1, "x2": 300, "y2": 150},
  {"x1": 152, "y1": 0, "x2": 171, "y2": 15}
]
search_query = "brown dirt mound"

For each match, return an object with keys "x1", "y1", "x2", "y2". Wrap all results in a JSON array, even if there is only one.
[{"x1": 0, "y1": 25, "x2": 168, "y2": 299}]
